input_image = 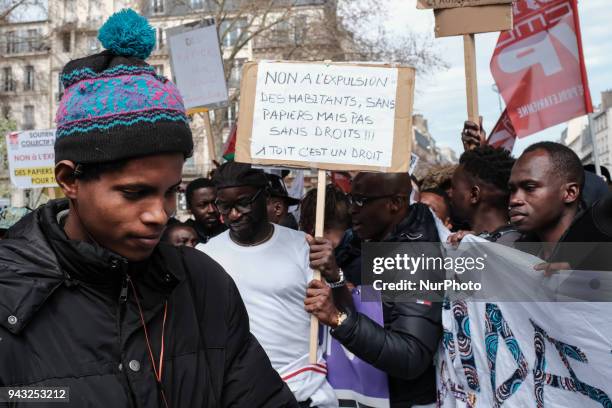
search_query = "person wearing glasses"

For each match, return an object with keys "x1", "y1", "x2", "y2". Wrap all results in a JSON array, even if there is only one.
[
  {"x1": 197, "y1": 161, "x2": 337, "y2": 408},
  {"x1": 305, "y1": 172, "x2": 443, "y2": 408}
]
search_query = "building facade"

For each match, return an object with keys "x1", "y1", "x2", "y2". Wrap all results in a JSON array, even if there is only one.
[
  {"x1": 412, "y1": 113, "x2": 457, "y2": 177},
  {"x1": 1, "y1": 0, "x2": 341, "y2": 184},
  {"x1": 561, "y1": 90, "x2": 612, "y2": 173}
]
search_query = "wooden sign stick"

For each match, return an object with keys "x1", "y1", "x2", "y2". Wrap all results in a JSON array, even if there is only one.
[
  {"x1": 309, "y1": 168, "x2": 327, "y2": 364},
  {"x1": 202, "y1": 110, "x2": 217, "y2": 165},
  {"x1": 463, "y1": 34, "x2": 480, "y2": 124}
]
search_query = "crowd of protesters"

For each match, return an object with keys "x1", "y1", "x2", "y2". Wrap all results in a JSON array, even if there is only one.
[
  {"x1": 1, "y1": 8, "x2": 611, "y2": 408},
  {"x1": 150, "y1": 120, "x2": 612, "y2": 407}
]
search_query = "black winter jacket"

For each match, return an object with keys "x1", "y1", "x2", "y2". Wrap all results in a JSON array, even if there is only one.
[
  {"x1": 0, "y1": 200, "x2": 297, "y2": 407},
  {"x1": 331, "y1": 203, "x2": 443, "y2": 408}
]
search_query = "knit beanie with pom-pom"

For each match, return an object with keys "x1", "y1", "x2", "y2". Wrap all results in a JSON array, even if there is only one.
[{"x1": 54, "y1": 8, "x2": 193, "y2": 164}]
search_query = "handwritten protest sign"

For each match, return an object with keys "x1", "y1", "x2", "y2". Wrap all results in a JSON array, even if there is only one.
[
  {"x1": 237, "y1": 60, "x2": 415, "y2": 363},
  {"x1": 236, "y1": 61, "x2": 414, "y2": 172},
  {"x1": 5, "y1": 129, "x2": 57, "y2": 189},
  {"x1": 167, "y1": 22, "x2": 228, "y2": 110}
]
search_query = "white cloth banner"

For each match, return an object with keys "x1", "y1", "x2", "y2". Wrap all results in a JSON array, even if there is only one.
[{"x1": 436, "y1": 234, "x2": 612, "y2": 408}]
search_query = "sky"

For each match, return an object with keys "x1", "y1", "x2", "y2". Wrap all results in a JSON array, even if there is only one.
[{"x1": 380, "y1": 0, "x2": 612, "y2": 156}]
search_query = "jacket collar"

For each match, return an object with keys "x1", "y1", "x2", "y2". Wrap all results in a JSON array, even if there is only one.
[
  {"x1": 39, "y1": 199, "x2": 129, "y2": 287},
  {"x1": 0, "y1": 199, "x2": 182, "y2": 335},
  {"x1": 384, "y1": 202, "x2": 440, "y2": 243}
]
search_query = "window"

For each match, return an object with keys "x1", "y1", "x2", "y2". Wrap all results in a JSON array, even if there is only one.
[
  {"x1": 153, "y1": 64, "x2": 164, "y2": 76},
  {"x1": 6, "y1": 31, "x2": 17, "y2": 54},
  {"x1": 23, "y1": 105, "x2": 34, "y2": 130},
  {"x1": 62, "y1": 32, "x2": 71, "y2": 53},
  {"x1": 57, "y1": 72, "x2": 65, "y2": 101},
  {"x1": 152, "y1": 0, "x2": 164, "y2": 14},
  {"x1": 88, "y1": 35, "x2": 100, "y2": 52},
  {"x1": 293, "y1": 16, "x2": 307, "y2": 45},
  {"x1": 26, "y1": 29, "x2": 38, "y2": 52},
  {"x1": 156, "y1": 27, "x2": 164, "y2": 50},
  {"x1": 190, "y1": 0, "x2": 203, "y2": 9},
  {"x1": 1, "y1": 106, "x2": 10, "y2": 120},
  {"x1": 64, "y1": 0, "x2": 76, "y2": 13},
  {"x1": 2, "y1": 67, "x2": 14, "y2": 92},
  {"x1": 24, "y1": 66, "x2": 34, "y2": 91},
  {"x1": 225, "y1": 102, "x2": 238, "y2": 128},
  {"x1": 272, "y1": 21, "x2": 290, "y2": 45},
  {"x1": 229, "y1": 59, "x2": 245, "y2": 88},
  {"x1": 220, "y1": 20, "x2": 246, "y2": 47}
]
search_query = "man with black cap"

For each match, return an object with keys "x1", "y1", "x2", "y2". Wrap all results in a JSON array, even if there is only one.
[
  {"x1": 0, "y1": 9, "x2": 296, "y2": 407},
  {"x1": 266, "y1": 172, "x2": 300, "y2": 230},
  {"x1": 198, "y1": 161, "x2": 337, "y2": 408}
]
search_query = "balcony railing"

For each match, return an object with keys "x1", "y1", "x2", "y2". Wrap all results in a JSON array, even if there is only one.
[{"x1": 0, "y1": 37, "x2": 49, "y2": 55}]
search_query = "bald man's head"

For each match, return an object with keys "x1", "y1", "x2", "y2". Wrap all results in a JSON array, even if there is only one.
[
  {"x1": 352, "y1": 172, "x2": 413, "y2": 197},
  {"x1": 350, "y1": 172, "x2": 413, "y2": 240}
]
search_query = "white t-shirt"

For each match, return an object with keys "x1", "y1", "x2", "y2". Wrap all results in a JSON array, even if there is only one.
[{"x1": 197, "y1": 224, "x2": 313, "y2": 371}]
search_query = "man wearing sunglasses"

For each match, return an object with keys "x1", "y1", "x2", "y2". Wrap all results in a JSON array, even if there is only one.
[
  {"x1": 197, "y1": 161, "x2": 336, "y2": 408},
  {"x1": 305, "y1": 172, "x2": 443, "y2": 408}
]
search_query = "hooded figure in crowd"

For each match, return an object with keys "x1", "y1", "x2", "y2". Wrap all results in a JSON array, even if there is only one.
[{"x1": 0, "y1": 9, "x2": 297, "y2": 407}]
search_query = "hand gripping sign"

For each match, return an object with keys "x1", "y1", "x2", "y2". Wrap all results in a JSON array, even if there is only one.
[{"x1": 236, "y1": 60, "x2": 415, "y2": 363}]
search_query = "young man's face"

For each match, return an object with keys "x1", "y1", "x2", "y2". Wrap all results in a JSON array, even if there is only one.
[
  {"x1": 216, "y1": 185, "x2": 268, "y2": 242},
  {"x1": 168, "y1": 226, "x2": 198, "y2": 248},
  {"x1": 73, "y1": 153, "x2": 183, "y2": 261},
  {"x1": 508, "y1": 150, "x2": 569, "y2": 235},
  {"x1": 189, "y1": 187, "x2": 220, "y2": 229}
]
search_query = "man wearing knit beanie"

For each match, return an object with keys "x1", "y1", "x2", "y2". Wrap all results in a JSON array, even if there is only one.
[{"x1": 0, "y1": 9, "x2": 297, "y2": 408}]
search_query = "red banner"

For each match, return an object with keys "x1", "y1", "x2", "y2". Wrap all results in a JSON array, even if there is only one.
[
  {"x1": 487, "y1": 108, "x2": 517, "y2": 152},
  {"x1": 490, "y1": 0, "x2": 592, "y2": 138},
  {"x1": 222, "y1": 122, "x2": 237, "y2": 161},
  {"x1": 331, "y1": 172, "x2": 352, "y2": 194}
]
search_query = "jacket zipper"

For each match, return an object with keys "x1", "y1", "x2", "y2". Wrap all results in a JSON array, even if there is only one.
[
  {"x1": 117, "y1": 273, "x2": 136, "y2": 407},
  {"x1": 119, "y1": 274, "x2": 130, "y2": 304}
]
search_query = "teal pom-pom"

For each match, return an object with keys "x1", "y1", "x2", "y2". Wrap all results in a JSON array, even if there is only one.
[{"x1": 98, "y1": 9, "x2": 156, "y2": 60}]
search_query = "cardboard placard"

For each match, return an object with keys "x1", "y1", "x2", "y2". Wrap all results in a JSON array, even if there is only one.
[
  {"x1": 167, "y1": 21, "x2": 228, "y2": 110},
  {"x1": 5, "y1": 129, "x2": 57, "y2": 189},
  {"x1": 236, "y1": 61, "x2": 414, "y2": 172},
  {"x1": 417, "y1": 0, "x2": 509, "y2": 9},
  {"x1": 434, "y1": 4, "x2": 513, "y2": 37}
]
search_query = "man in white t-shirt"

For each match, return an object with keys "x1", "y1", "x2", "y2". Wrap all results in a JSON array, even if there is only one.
[{"x1": 197, "y1": 162, "x2": 336, "y2": 408}]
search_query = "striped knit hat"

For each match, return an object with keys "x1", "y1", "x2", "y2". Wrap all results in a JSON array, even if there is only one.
[{"x1": 54, "y1": 9, "x2": 193, "y2": 164}]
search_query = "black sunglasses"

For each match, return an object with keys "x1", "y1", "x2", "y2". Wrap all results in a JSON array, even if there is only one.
[
  {"x1": 347, "y1": 193, "x2": 402, "y2": 208},
  {"x1": 215, "y1": 188, "x2": 265, "y2": 215}
]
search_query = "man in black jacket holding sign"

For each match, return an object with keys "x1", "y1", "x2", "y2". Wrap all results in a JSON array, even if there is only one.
[{"x1": 305, "y1": 172, "x2": 442, "y2": 407}]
